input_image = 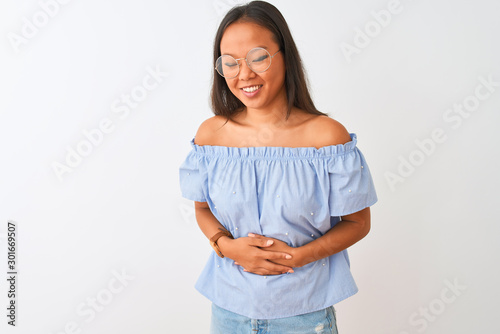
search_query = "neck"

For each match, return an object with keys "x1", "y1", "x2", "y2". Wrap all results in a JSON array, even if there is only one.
[
  {"x1": 241, "y1": 106, "x2": 289, "y2": 128},
  {"x1": 237, "y1": 90, "x2": 292, "y2": 129}
]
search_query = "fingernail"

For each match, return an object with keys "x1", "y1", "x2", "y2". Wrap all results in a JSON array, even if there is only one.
[
  {"x1": 266, "y1": 240, "x2": 274, "y2": 246},
  {"x1": 288, "y1": 269, "x2": 294, "y2": 273},
  {"x1": 248, "y1": 233, "x2": 255, "y2": 237},
  {"x1": 285, "y1": 255, "x2": 292, "y2": 259}
]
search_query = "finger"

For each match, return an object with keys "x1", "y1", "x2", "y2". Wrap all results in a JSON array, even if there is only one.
[
  {"x1": 262, "y1": 261, "x2": 294, "y2": 274},
  {"x1": 257, "y1": 249, "x2": 293, "y2": 260},
  {"x1": 259, "y1": 268, "x2": 293, "y2": 275},
  {"x1": 250, "y1": 237, "x2": 275, "y2": 248},
  {"x1": 242, "y1": 264, "x2": 292, "y2": 275},
  {"x1": 245, "y1": 269, "x2": 288, "y2": 276},
  {"x1": 247, "y1": 233, "x2": 264, "y2": 238},
  {"x1": 261, "y1": 271, "x2": 288, "y2": 276},
  {"x1": 267, "y1": 260, "x2": 295, "y2": 273}
]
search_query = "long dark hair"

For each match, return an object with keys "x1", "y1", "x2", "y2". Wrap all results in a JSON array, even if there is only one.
[{"x1": 210, "y1": 0, "x2": 328, "y2": 123}]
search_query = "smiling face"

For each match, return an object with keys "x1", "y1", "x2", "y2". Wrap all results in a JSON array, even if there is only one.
[{"x1": 219, "y1": 20, "x2": 286, "y2": 113}]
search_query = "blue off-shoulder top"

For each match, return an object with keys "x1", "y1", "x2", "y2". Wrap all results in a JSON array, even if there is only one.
[{"x1": 178, "y1": 133, "x2": 378, "y2": 319}]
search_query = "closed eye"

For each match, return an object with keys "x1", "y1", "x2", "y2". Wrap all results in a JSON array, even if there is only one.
[{"x1": 252, "y1": 55, "x2": 268, "y2": 63}]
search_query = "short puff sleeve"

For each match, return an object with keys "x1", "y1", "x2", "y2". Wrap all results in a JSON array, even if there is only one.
[
  {"x1": 179, "y1": 147, "x2": 207, "y2": 202},
  {"x1": 327, "y1": 139, "x2": 378, "y2": 217}
]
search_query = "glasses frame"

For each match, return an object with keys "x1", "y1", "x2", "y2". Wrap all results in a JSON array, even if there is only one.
[{"x1": 215, "y1": 47, "x2": 281, "y2": 79}]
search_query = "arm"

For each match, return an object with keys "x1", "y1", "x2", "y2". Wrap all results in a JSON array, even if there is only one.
[
  {"x1": 247, "y1": 207, "x2": 371, "y2": 268},
  {"x1": 194, "y1": 201, "x2": 295, "y2": 275},
  {"x1": 298, "y1": 207, "x2": 371, "y2": 266}
]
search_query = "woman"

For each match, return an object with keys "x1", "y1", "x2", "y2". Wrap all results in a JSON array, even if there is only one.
[{"x1": 179, "y1": 1, "x2": 378, "y2": 333}]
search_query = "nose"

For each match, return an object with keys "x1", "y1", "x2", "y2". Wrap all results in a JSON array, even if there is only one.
[{"x1": 238, "y1": 59, "x2": 256, "y2": 80}]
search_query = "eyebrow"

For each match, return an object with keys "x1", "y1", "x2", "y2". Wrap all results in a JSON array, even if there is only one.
[{"x1": 221, "y1": 45, "x2": 269, "y2": 56}]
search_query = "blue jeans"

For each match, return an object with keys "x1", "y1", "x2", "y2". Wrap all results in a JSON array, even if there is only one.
[{"x1": 210, "y1": 303, "x2": 339, "y2": 334}]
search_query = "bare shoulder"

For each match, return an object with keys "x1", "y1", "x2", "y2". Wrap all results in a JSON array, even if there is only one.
[
  {"x1": 306, "y1": 115, "x2": 351, "y2": 147},
  {"x1": 193, "y1": 115, "x2": 228, "y2": 146}
]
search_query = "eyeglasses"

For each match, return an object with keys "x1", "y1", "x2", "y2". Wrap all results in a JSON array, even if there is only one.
[{"x1": 215, "y1": 47, "x2": 281, "y2": 79}]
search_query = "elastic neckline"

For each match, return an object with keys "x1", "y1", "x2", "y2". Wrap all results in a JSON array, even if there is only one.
[{"x1": 190, "y1": 133, "x2": 358, "y2": 159}]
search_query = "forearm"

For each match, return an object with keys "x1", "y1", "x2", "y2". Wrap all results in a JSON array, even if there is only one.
[
  {"x1": 297, "y1": 218, "x2": 370, "y2": 267},
  {"x1": 194, "y1": 206, "x2": 227, "y2": 241},
  {"x1": 195, "y1": 206, "x2": 237, "y2": 259}
]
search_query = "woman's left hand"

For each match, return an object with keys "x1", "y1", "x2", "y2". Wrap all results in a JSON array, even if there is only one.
[{"x1": 233, "y1": 233, "x2": 304, "y2": 269}]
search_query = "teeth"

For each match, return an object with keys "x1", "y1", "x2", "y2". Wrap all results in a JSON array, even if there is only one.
[{"x1": 242, "y1": 85, "x2": 261, "y2": 93}]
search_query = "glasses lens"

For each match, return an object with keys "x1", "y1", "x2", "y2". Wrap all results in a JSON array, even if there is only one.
[
  {"x1": 247, "y1": 48, "x2": 271, "y2": 73},
  {"x1": 216, "y1": 55, "x2": 238, "y2": 78}
]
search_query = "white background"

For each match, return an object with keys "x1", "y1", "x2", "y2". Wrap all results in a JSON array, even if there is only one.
[{"x1": 1, "y1": 0, "x2": 499, "y2": 333}]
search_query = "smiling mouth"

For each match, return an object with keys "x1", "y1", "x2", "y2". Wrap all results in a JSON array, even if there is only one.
[{"x1": 241, "y1": 85, "x2": 263, "y2": 93}]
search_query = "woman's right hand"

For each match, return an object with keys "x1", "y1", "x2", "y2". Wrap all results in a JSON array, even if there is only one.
[{"x1": 217, "y1": 236, "x2": 295, "y2": 276}]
